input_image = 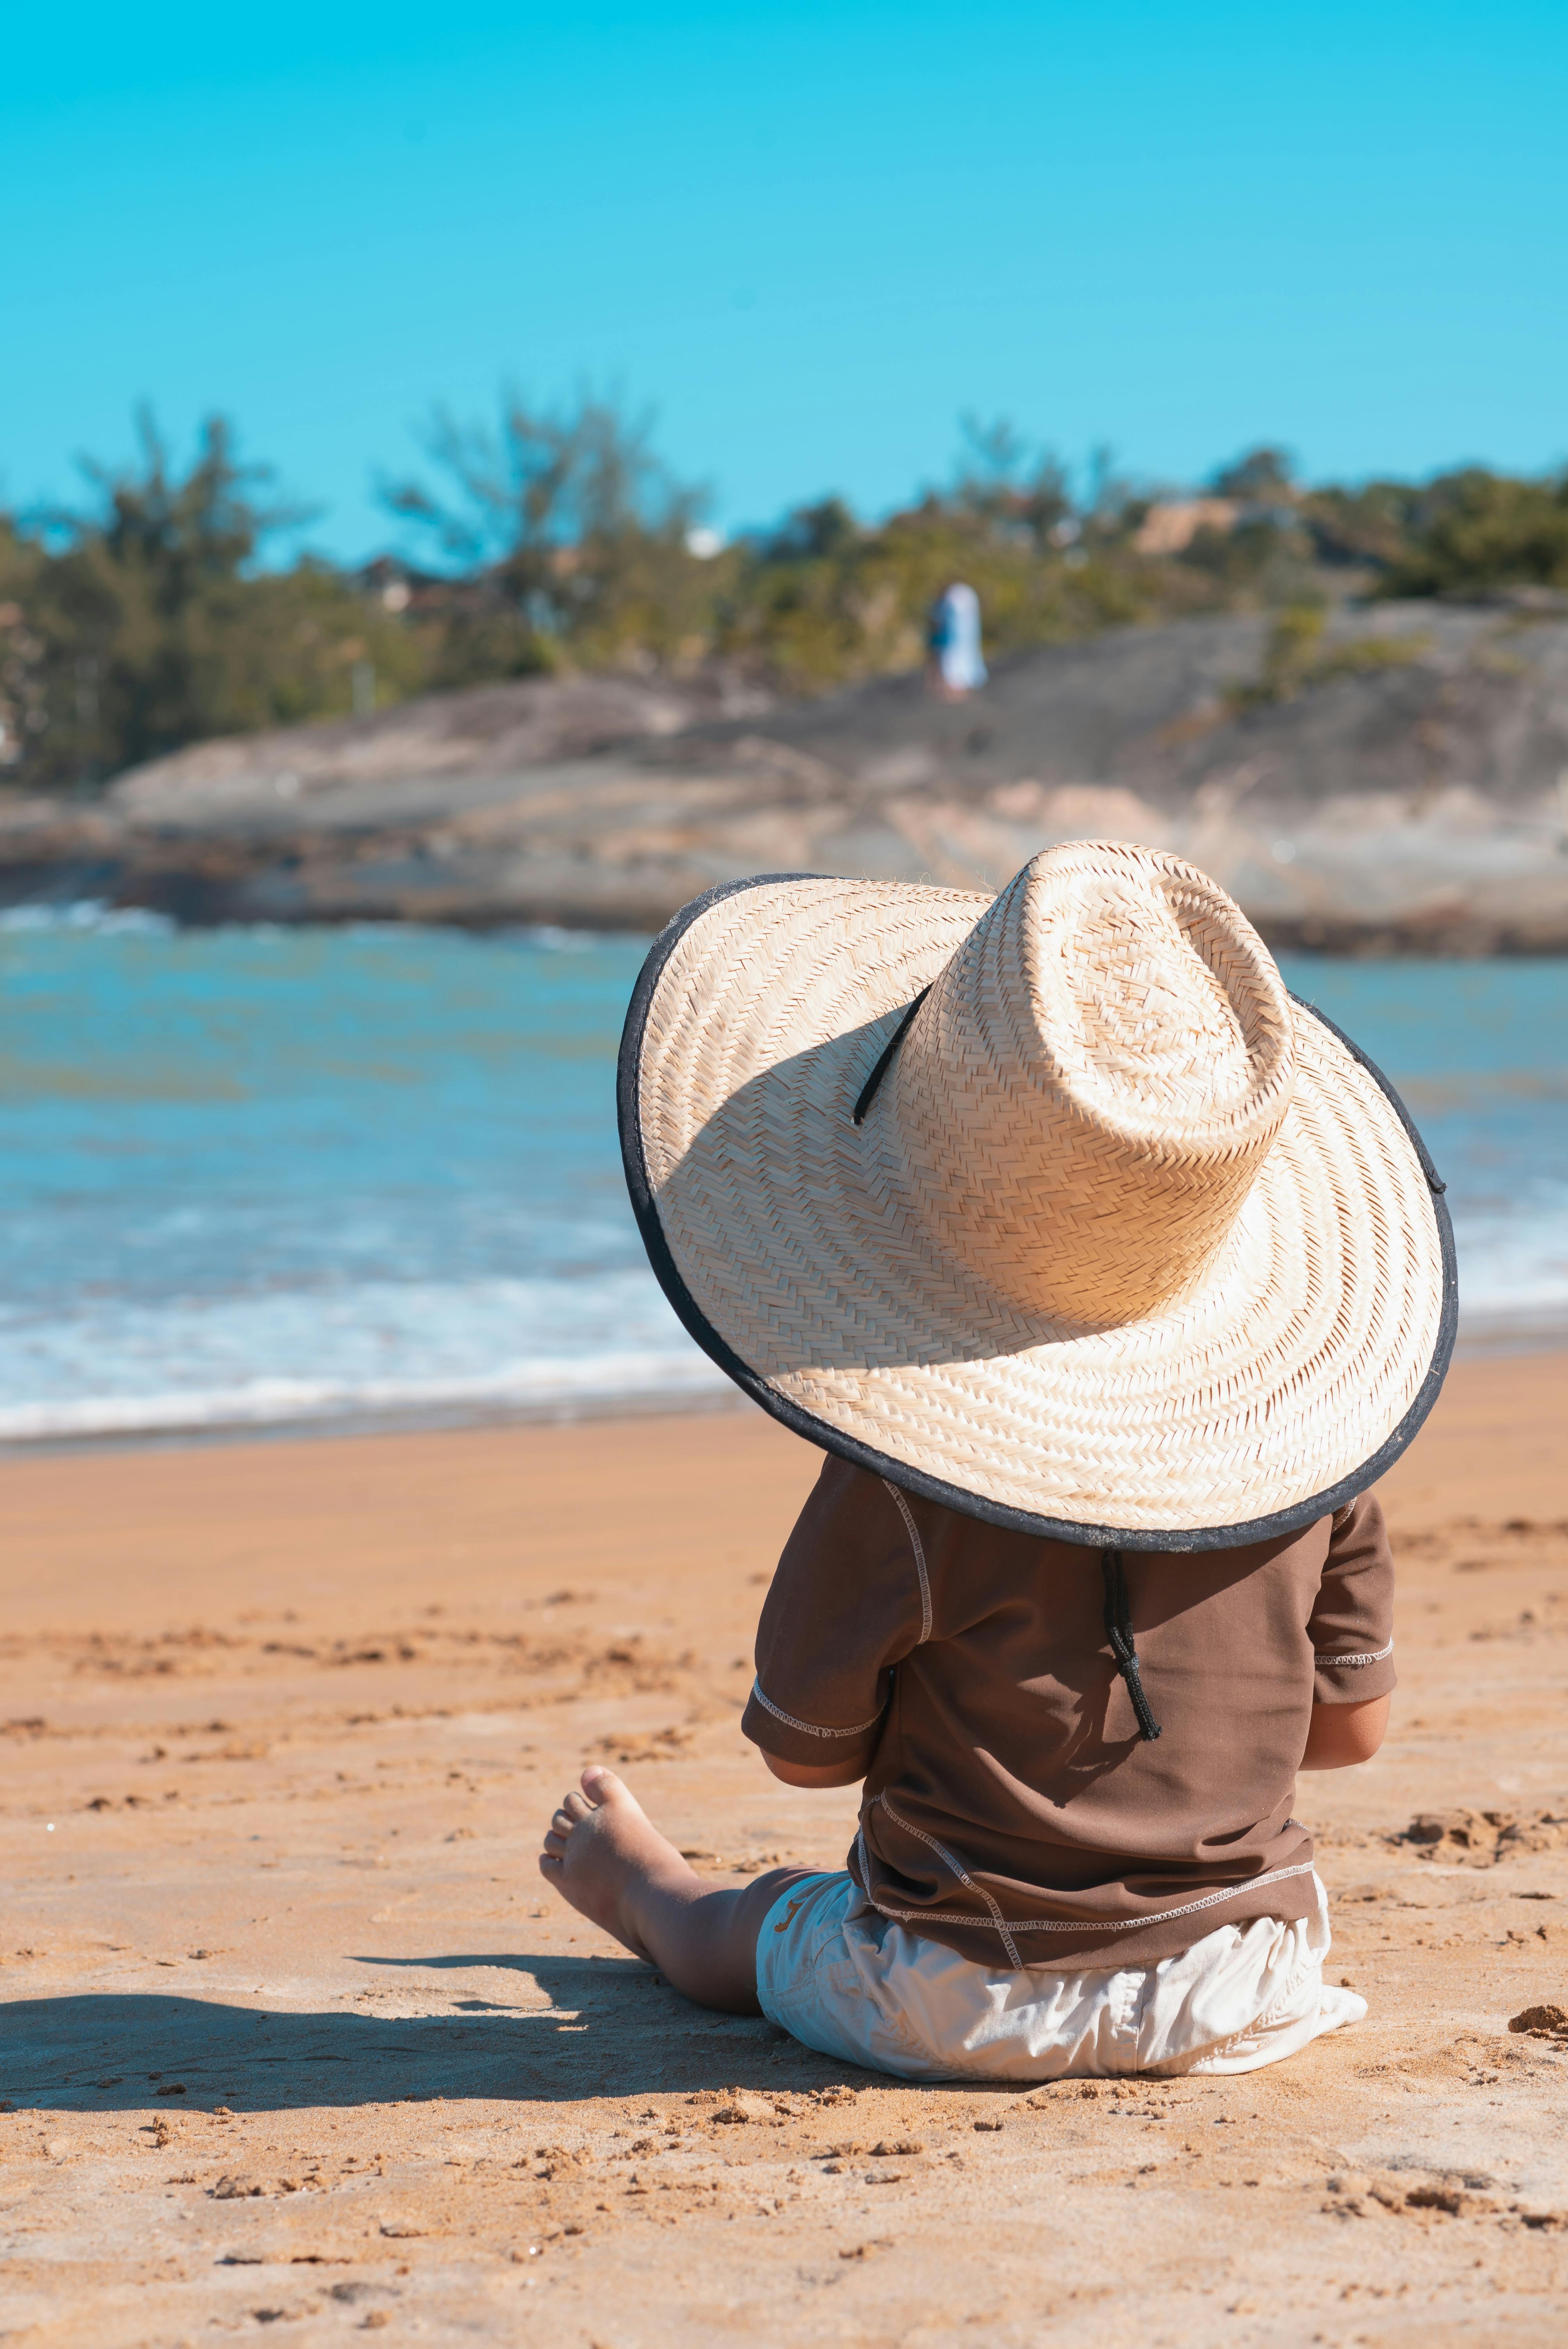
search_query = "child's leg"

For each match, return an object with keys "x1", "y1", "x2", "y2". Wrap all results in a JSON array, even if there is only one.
[{"x1": 539, "y1": 1765, "x2": 818, "y2": 2015}]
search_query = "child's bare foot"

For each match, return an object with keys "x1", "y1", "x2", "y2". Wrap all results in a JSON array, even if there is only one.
[{"x1": 539, "y1": 1765, "x2": 701, "y2": 1959}]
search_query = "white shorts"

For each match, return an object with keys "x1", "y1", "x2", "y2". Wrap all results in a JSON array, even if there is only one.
[{"x1": 755, "y1": 1870, "x2": 1365, "y2": 2082}]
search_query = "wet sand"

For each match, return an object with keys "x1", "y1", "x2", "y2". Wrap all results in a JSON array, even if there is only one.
[{"x1": 3, "y1": 1353, "x2": 1567, "y2": 2345}]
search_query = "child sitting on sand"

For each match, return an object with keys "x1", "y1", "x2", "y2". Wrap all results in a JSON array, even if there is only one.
[{"x1": 541, "y1": 843, "x2": 1453, "y2": 2080}]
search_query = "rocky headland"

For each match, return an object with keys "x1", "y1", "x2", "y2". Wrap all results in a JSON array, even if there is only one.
[{"x1": 5, "y1": 601, "x2": 1568, "y2": 950}]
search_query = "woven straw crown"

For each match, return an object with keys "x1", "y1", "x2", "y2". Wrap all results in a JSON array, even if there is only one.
[
  {"x1": 879, "y1": 846, "x2": 1297, "y2": 1331},
  {"x1": 621, "y1": 841, "x2": 1455, "y2": 1546}
]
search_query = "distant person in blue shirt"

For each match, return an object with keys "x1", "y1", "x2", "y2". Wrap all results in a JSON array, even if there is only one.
[{"x1": 927, "y1": 581, "x2": 987, "y2": 699}]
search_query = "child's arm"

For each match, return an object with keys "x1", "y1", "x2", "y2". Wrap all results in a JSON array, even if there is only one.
[
  {"x1": 741, "y1": 1459, "x2": 926, "y2": 1789},
  {"x1": 1303, "y1": 1491, "x2": 1396, "y2": 1770},
  {"x1": 1300, "y1": 1692, "x2": 1388, "y2": 1770}
]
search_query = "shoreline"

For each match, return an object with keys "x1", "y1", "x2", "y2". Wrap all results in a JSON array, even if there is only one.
[
  {"x1": 11, "y1": 889, "x2": 1568, "y2": 959},
  {"x1": 0, "y1": 1378, "x2": 750, "y2": 1461},
  {"x1": 2, "y1": 1312, "x2": 1563, "y2": 1462}
]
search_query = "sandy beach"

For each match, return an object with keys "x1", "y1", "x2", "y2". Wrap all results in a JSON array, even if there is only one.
[{"x1": 4, "y1": 1353, "x2": 1567, "y2": 2346}]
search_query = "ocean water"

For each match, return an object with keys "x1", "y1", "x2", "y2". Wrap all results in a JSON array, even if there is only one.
[{"x1": 0, "y1": 905, "x2": 1564, "y2": 1445}]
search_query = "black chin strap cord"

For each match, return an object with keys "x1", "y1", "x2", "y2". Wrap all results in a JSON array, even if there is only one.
[
  {"x1": 852, "y1": 987, "x2": 933, "y2": 1126},
  {"x1": 1101, "y1": 1548, "x2": 1162, "y2": 1741}
]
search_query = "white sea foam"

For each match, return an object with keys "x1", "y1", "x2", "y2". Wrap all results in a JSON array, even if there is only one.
[
  {"x1": 0, "y1": 1268, "x2": 730, "y2": 1442},
  {"x1": 0, "y1": 899, "x2": 175, "y2": 935},
  {"x1": 1448, "y1": 1188, "x2": 1568, "y2": 1334},
  {"x1": 0, "y1": 1356, "x2": 730, "y2": 1442}
]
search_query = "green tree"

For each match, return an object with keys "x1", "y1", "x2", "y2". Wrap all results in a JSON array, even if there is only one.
[
  {"x1": 380, "y1": 387, "x2": 716, "y2": 677},
  {"x1": 1, "y1": 410, "x2": 425, "y2": 788},
  {"x1": 948, "y1": 414, "x2": 1074, "y2": 544},
  {"x1": 711, "y1": 440, "x2": 1153, "y2": 696},
  {"x1": 1211, "y1": 446, "x2": 1297, "y2": 503},
  {"x1": 1380, "y1": 466, "x2": 1568, "y2": 596}
]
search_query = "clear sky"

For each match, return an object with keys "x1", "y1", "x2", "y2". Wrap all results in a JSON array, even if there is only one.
[{"x1": 5, "y1": 2, "x2": 1566, "y2": 561}]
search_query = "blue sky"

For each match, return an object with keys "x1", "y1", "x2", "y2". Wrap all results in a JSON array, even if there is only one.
[{"x1": 5, "y1": 2, "x2": 1566, "y2": 561}]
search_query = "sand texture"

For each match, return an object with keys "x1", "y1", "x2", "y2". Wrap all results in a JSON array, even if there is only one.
[{"x1": 3, "y1": 1356, "x2": 1567, "y2": 2345}]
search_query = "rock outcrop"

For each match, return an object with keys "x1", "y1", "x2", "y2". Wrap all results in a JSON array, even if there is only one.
[{"x1": 5, "y1": 605, "x2": 1568, "y2": 950}]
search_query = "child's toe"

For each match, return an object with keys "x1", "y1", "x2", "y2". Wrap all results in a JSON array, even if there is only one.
[{"x1": 580, "y1": 1763, "x2": 623, "y2": 1802}]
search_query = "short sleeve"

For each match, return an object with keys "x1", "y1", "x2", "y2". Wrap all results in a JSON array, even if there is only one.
[
  {"x1": 741, "y1": 1457, "x2": 927, "y2": 1768},
  {"x1": 1307, "y1": 1490, "x2": 1396, "y2": 1704}
]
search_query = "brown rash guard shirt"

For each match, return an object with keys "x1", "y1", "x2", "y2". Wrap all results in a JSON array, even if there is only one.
[{"x1": 740, "y1": 1456, "x2": 1396, "y2": 1969}]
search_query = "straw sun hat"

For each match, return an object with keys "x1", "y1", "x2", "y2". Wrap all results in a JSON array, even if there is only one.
[{"x1": 619, "y1": 842, "x2": 1456, "y2": 1550}]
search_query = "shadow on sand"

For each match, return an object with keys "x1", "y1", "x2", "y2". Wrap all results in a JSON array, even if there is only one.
[{"x1": 1, "y1": 1952, "x2": 866, "y2": 2112}]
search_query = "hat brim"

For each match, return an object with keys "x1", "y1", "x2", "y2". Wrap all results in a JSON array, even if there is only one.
[{"x1": 619, "y1": 873, "x2": 1457, "y2": 1552}]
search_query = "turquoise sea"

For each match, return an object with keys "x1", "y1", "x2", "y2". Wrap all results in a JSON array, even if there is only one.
[{"x1": 1, "y1": 906, "x2": 1565, "y2": 1443}]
